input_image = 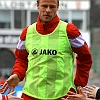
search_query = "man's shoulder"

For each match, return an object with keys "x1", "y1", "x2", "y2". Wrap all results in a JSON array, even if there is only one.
[{"x1": 20, "y1": 26, "x2": 29, "y2": 40}]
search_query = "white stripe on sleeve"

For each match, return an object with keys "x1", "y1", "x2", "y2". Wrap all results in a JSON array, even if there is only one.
[
  {"x1": 69, "y1": 34, "x2": 85, "y2": 48},
  {"x1": 17, "y1": 39, "x2": 26, "y2": 50}
]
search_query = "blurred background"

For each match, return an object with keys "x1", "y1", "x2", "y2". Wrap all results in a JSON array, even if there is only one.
[{"x1": 0, "y1": 0, "x2": 100, "y2": 97}]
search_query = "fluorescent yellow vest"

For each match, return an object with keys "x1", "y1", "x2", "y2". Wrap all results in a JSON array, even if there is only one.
[{"x1": 23, "y1": 20, "x2": 75, "y2": 99}]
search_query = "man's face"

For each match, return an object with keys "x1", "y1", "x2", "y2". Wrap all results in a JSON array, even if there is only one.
[{"x1": 37, "y1": 0, "x2": 59, "y2": 23}]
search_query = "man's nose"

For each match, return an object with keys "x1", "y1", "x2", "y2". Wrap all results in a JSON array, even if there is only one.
[{"x1": 46, "y1": 7, "x2": 51, "y2": 12}]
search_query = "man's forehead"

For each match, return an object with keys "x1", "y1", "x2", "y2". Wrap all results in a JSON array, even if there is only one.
[{"x1": 39, "y1": 0, "x2": 58, "y2": 4}]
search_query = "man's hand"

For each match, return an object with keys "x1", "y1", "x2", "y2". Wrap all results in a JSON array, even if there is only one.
[
  {"x1": 85, "y1": 85, "x2": 99, "y2": 98},
  {"x1": 1, "y1": 74, "x2": 20, "y2": 94},
  {"x1": 76, "y1": 86, "x2": 83, "y2": 93},
  {"x1": 66, "y1": 88, "x2": 88, "y2": 100}
]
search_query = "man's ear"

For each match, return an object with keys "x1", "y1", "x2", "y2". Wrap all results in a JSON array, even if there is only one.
[
  {"x1": 36, "y1": 3, "x2": 39, "y2": 9},
  {"x1": 57, "y1": 4, "x2": 59, "y2": 10}
]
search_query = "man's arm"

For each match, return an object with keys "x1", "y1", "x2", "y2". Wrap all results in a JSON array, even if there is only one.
[
  {"x1": 11, "y1": 26, "x2": 29, "y2": 81},
  {"x1": 66, "y1": 23, "x2": 92, "y2": 87},
  {"x1": 1, "y1": 26, "x2": 29, "y2": 94}
]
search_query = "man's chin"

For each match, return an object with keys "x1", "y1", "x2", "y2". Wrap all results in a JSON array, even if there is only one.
[{"x1": 43, "y1": 19, "x2": 52, "y2": 23}]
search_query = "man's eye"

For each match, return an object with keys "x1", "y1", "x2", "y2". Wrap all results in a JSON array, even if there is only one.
[
  {"x1": 50, "y1": 6, "x2": 55, "y2": 8},
  {"x1": 41, "y1": 5, "x2": 56, "y2": 9},
  {"x1": 42, "y1": 5, "x2": 47, "y2": 8}
]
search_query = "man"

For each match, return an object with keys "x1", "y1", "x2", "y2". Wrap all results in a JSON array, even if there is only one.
[{"x1": 1, "y1": 0, "x2": 92, "y2": 100}]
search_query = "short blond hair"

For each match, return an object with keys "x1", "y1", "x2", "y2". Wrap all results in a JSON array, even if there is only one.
[{"x1": 37, "y1": 0, "x2": 59, "y2": 5}]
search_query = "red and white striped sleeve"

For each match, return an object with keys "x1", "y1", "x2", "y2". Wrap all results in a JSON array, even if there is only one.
[
  {"x1": 66, "y1": 23, "x2": 92, "y2": 87},
  {"x1": 0, "y1": 94, "x2": 8, "y2": 100},
  {"x1": 11, "y1": 26, "x2": 29, "y2": 81}
]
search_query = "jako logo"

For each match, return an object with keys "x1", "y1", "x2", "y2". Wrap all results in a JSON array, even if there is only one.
[
  {"x1": 40, "y1": 49, "x2": 57, "y2": 55},
  {"x1": 32, "y1": 48, "x2": 57, "y2": 55},
  {"x1": 31, "y1": 48, "x2": 38, "y2": 55}
]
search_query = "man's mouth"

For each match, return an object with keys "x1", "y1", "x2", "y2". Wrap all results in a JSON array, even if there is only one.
[{"x1": 44, "y1": 15, "x2": 51, "y2": 17}]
